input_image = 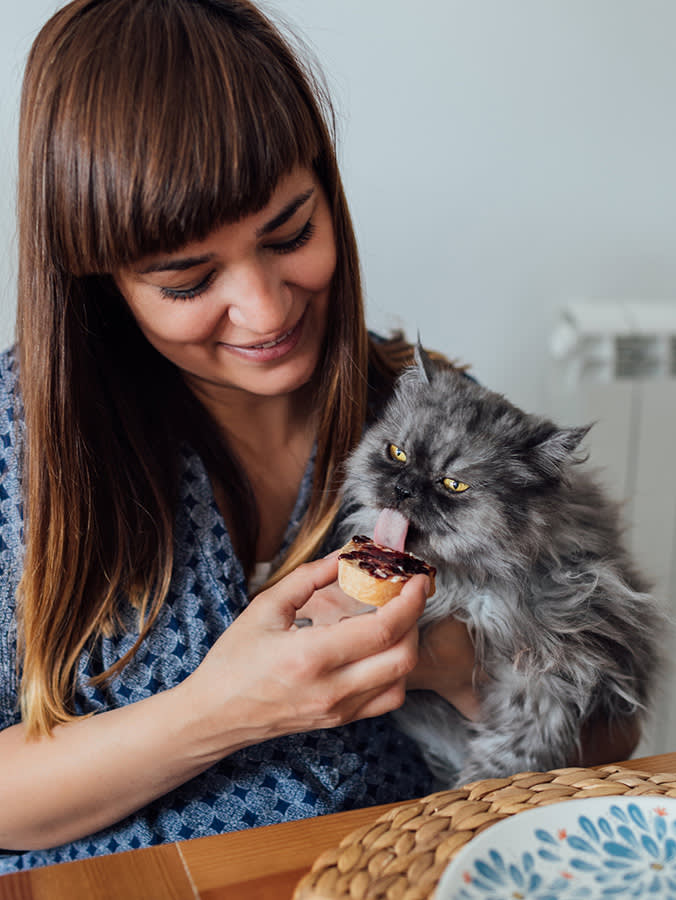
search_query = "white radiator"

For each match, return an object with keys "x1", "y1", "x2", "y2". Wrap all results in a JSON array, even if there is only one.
[{"x1": 547, "y1": 300, "x2": 676, "y2": 756}]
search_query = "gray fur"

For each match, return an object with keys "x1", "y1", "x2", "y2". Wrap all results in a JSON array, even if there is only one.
[{"x1": 340, "y1": 347, "x2": 667, "y2": 786}]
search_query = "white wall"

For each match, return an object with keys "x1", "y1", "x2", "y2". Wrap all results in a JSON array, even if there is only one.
[
  {"x1": 269, "y1": 0, "x2": 676, "y2": 413},
  {"x1": 0, "y1": 0, "x2": 62, "y2": 351},
  {"x1": 2, "y1": 1, "x2": 675, "y2": 412}
]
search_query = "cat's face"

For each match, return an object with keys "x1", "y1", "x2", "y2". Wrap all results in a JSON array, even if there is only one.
[{"x1": 344, "y1": 352, "x2": 587, "y2": 580}]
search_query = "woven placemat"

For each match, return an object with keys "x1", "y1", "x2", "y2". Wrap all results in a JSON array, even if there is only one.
[{"x1": 293, "y1": 764, "x2": 676, "y2": 900}]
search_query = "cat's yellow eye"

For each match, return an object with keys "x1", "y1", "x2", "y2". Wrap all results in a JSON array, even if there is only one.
[
  {"x1": 388, "y1": 443, "x2": 407, "y2": 463},
  {"x1": 442, "y1": 477, "x2": 469, "y2": 493}
]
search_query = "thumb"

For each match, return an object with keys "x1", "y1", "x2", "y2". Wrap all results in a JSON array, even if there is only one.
[{"x1": 252, "y1": 554, "x2": 340, "y2": 626}]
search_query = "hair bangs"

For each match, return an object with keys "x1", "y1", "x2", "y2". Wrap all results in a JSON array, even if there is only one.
[{"x1": 38, "y1": 0, "x2": 325, "y2": 276}]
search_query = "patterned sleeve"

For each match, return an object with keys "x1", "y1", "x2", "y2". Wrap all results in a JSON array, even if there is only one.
[{"x1": 0, "y1": 349, "x2": 24, "y2": 731}]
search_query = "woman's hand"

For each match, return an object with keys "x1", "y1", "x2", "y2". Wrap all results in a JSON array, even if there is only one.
[
  {"x1": 406, "y1": 617, "x2": 483, "y2": 721},
  {"x1": 295, "y1": 575, "x2": 483, "y2": 722},
  {"x1": 179, "y1": 555, "x2": 432, "y2": 762}
]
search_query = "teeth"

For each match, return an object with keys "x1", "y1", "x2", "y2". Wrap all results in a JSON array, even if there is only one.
[{"x1": 252, "y1": 326, "x2": 294, "y2": 350}]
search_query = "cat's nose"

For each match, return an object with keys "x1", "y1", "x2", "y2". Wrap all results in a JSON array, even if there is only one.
[{"x1": 394, "y1": 484, "x2": 411, "y2": 502}]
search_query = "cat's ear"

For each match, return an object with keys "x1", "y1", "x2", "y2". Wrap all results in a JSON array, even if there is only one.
[
  {"x1": 529, "y1": 423, "x2": 592, "y2": 480},
  {"x1": 413, "y1": 335, "x2": 436, "y2": 385}
]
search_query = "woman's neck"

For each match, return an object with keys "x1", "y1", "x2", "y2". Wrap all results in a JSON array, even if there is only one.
[
  {"x1": 186, "y1": 377, "x2": 315, "y2": 450},
  {"x1": 186, "y1": 378, "x2": 318, "y2": 564}
]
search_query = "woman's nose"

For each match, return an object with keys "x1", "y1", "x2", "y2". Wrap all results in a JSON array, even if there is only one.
[{"x1": 224, "y1": 260, "x2": 290, "y2": 333}]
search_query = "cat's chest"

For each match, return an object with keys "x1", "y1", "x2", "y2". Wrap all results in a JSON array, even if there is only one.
[{"x1": 421, "y1": 573, "x2": 519, "y2": 629}]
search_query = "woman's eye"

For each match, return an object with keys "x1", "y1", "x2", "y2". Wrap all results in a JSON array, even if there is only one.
[
  {"x1": 269, "y1": 219, "x2": 315, "y2": 255},
  {"x1": 159, "y1": 271, "x2": 216, "y2": 301},
  {"x1": 442, "y1": 477, "x2": 469, "y2": 493},
  {"x1": 388, "y1": 443, "x2": 407, "y2": 463}
]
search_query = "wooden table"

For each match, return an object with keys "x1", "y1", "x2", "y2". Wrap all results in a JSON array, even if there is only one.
[{"x1": 2, "y1": 752, "x2": 675, "y2": 900}]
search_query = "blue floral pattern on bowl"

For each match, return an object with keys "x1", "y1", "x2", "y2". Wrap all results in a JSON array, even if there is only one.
[{"x1": 436, "y1": 795, "x2": 676, "y2": 899}]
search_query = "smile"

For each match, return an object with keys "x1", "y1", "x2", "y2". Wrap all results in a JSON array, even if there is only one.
[
  {"x1": 248, "y1": 325, "x2": 296, "y2": 350},
  {"x1": 218, "y1": 308, "x2": 307, "y2": 362}
]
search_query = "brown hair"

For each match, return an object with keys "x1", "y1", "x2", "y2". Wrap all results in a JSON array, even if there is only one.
[{"x1": 16, "y1": 0, "x2": 406, "y2": 736}]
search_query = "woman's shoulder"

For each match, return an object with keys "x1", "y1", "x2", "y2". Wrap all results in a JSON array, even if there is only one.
[
  {"x1": 0, "y1": 345, "x2": 20, "y2": 405},
  {"x1": 0, "y1": 347, "x2": 22, "y2": 733},
  {"x1": 0, "y1": 347, "x2": 22, "y2": 453},
  {"x1": 0, "y1": 343, "x2": 24, "y2": 561}
]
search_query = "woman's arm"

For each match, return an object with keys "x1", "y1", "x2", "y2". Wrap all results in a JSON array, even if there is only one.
[
  {"x1": 577, "y1": 713, "x2": 641, "y2": 766},
  {"x1": 0, "y1": 686, "x2": 207, "y2": 850},
  {"x1": 0, "y1": 557, "x2": 429, "y2": 851}
]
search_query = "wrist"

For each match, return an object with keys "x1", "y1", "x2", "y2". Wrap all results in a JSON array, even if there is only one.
[{"x1": 172, "y1": 670, "x2": 279, "y2": 766}]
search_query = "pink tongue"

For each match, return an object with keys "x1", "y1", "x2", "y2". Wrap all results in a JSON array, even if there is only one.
[{"x1": 373, "y1": 508, "x2": 409, "y2": 551}]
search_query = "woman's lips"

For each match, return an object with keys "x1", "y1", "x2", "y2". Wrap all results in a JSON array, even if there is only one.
[
  {"x1": 218, "y1": 309, "x2": 306, "y2": 362},
  {"x1": 247, "y1": 326, "x2": 296, "y2": 350}
]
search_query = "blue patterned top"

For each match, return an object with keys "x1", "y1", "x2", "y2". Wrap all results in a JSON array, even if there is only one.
[{"x1": 0, "y1": 348, "x2": 434, "y2": 873}]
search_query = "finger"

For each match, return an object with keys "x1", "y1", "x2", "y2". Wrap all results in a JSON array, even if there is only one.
[
  {"x1": 319, "y1": 677, "x2": 408, "y2": 727},
  {"x1": 348, "y1": 679, "x2": 409, "y2": 722},
  {"x1": 331, "y1": 644, "x2": 422, "y2": 722},
  {"x1": 336, "y1": 618, "x2": 420, "y2": 692},
  {"x1": 311, "y1": 646, "x2": 415, "y2": 724},
  {"x1": 402, "y1": 573, "x2": 434, "y2": 602},
  {"x1": 298, "y1": 581, "x2": 371, "y2": 626},
  {"x1": 252, "y1": 555, "x2": 339, "y2": 624},
  {"x1": 306, "y1": 574, "x2": 428, "y2": 670}
]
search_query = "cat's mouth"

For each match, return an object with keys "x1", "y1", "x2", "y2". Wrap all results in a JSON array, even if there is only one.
[
  {"x1": 371, "y1": 508, "x2": 445, "y2": 571},
  {"x1": 372, "y1": 509, "x2": 430, "y2": 562},
  {"x1": 373, "y1": 509, "x2": 409, "y2": 551}
]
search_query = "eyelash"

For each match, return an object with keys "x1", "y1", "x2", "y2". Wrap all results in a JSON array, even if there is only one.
[
  {"x1": 160, "y1": 271, "x2": 217, "y2": 302},
  {"x1": 159, "y1": 219, "x2": 317, "y2": 301},
  {"x1": 271, "y1": 219, "x2": 316, "y2": 255}
]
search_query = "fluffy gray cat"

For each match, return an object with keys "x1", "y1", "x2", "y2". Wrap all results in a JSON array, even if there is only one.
[{"x1": 339, "y1": 344, "x2": 666, "y2": 786}]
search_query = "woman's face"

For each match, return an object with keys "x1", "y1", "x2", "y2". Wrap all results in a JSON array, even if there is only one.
[{"x1": 115, "y1": 167, "x2": 336, "y2": 404}]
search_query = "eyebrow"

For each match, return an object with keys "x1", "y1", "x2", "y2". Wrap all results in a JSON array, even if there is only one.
[
  {"x1": 138, "y1": 187, "x2": 316, "y2": 274},
  {"x1": 139, "y1": 254, "x2": 213, "y2": 274},
  {"x1": 256, "y1": 187, "x2": 314, "y2": 237}
]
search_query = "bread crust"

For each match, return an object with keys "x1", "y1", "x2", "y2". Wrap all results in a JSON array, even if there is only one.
[{"x1": 337, "y1": 536, "x2": 436, "y2": 606}]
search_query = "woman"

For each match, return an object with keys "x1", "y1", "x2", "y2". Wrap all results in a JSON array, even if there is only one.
[
  {"x1": 0, "y1": 0, "x2": 462, "y2": 872},
  {"x1": 0, "y1": 0, "x2": 635, "y2": 873}
]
